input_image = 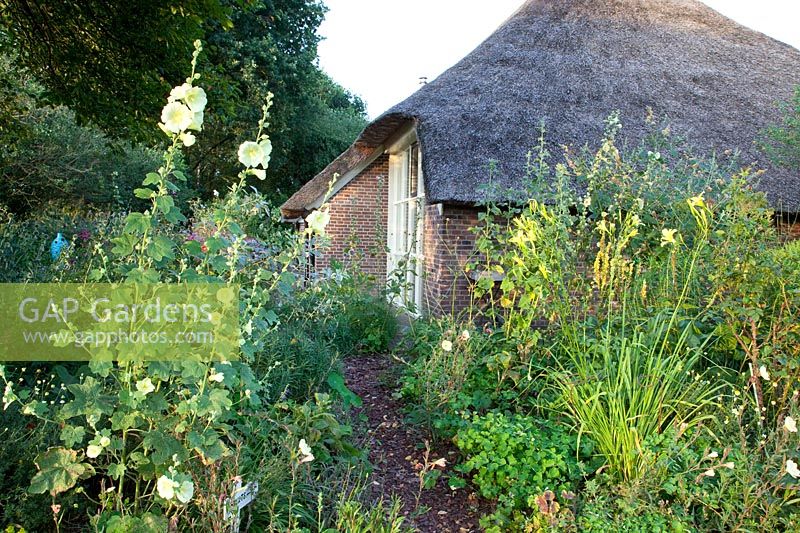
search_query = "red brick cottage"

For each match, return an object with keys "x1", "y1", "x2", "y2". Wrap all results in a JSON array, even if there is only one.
[{"x1": 281, "y1": 0, "x2": 800, "y2": 316}]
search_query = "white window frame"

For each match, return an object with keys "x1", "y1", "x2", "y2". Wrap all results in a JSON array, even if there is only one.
[{"x1": 387, "y1": 132, "x2": 425, "y2": 313}]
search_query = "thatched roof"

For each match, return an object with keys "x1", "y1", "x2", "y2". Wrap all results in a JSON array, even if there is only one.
[{"x1": 282, "y1": 0, "x2": 800, "y2": 216}]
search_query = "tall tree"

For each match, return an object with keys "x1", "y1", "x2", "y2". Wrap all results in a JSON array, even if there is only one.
[
  {"x1": 196, "y1": 0, "x2": 367, "y2": 198},
  {"x1": 0, "y1": 0, "x2": 367, "y2": 199},
  {"x1": 0, "y1": 0, "x2": 237, "y2": 140}
]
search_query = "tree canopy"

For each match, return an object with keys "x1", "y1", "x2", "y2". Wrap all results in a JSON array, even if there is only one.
[{"x1": 0, "y1": 0, "x2": 367, "y2": 202}]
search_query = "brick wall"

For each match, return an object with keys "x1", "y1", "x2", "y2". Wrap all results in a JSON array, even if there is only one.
[
  {"x1": 422, "y1": 204, "x2": 482, "y2": 317},
  {"x1": 316, "y1": 154, "x2": 389, "y2": 281},
  {"x1": 777, "y1": 219, "x2": 800, "y2": 241},
  {"x1": 419, "y1": 208, "x2": 800, "y2": 320},
  {"x1": 319, "y1": 180, "x2": 800, "y2": 316}
]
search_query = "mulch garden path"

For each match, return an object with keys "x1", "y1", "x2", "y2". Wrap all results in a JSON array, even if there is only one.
[{"x1": 344, "y1": 354, "x2": 490, "y2": 532}]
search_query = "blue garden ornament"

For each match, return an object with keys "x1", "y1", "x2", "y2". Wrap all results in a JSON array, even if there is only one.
[{"x1": 50, "y1": 233, "x2": 68, "y2": 261}]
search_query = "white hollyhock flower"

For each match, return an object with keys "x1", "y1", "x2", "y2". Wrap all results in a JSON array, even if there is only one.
[
  {"x1": 260, "y1": 139, "x2": 273, "y2": 167},
  {"x1": 86, "y1": 445, "x2": 103, "y2": 459},
  {"x1": 161, "y1": 102, "x2": 193, "y2": 133},
  {"x1": 99, "y1": 436, "x2": 111, "y2": 447},
  {"x1": 209, "y1": 372, "x2": 224, "y2": 383},
  {"x1": 298, "y1": 439, "x2": 315, "y2": 464},
  {"x1": 184, "y1": 87, "x2": 207, "y2": 112},
  {"x1": 175, "y1": 480, "x2": 194, "y2": 503},
  {"x1": 787, "y1": 459, "x2": 800, "y2": 479},
  {"x1": 785, "y1": 416, "x2": 798, "y2": 433},
  {"x1": 238, "y1": 141, "x2": 265, "y2": 168},
  {"x1": 305, "y1": 209, "x2": 330, "y2": 236},
  {"x1": 441, "y1": 340, "x2": 453, "y2": 352},
  {"x1": 136, "y1": 378, "x2": 155, "y2": 395},
  {"x1": 157, "y1": 475, "x2": 178, "y2": 500},
  {"x1": 169, "y1": 83, "x2": 191, "y2": 102},
  {"x1": 188, "y1": 110, "x2": 203, "y2": 132},
  {"x1": 179, "y1": 132, "x2": 196, "y2": 147},
  {"x1": 251, "y1": 168, "x2": 266, "y2": 180}
]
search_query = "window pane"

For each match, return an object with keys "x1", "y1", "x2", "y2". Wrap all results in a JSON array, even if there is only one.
[{"x1": 409, "y1": 143, "x2": 418, "y2": 198}]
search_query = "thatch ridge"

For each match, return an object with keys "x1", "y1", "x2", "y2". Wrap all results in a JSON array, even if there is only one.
[{"x1": 282, "y1": 0, "x2": 800, "y2": 215}]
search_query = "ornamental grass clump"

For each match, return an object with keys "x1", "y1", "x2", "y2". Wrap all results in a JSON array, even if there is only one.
[
  {"x1": 554, "y1": 314, "x2": 722, "y2": 482},
  {"x1": 553, "y1": 193, "x2": 723, "y2": 482}
]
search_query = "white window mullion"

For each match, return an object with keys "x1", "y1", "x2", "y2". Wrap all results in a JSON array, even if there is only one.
[{"x1": 387, "y1": 139, "x2": 425, "y2": 313}]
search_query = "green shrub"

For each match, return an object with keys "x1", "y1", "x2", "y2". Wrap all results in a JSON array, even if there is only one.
[
  {"x1": 0, "y1": 206, "x2": 126, "y2": 282},
  {"x1": 577, "y1": 497, "x2": 688, "y2": 533},
  {"x1": 0, "y1": 405, "x2": 59, "y2": 532},
  {"x1": 400, "y1": 318, "x2": 490, "y2": 434},
  {"x1": 333, "y1": 292, "x2": 398, "y2": 354},
  {"x1": 254, "y1": 321, "x2": 336, "y2": 403},
  {"x1": 285, "y1": 271, "x2": 398, "y2": 356},
  {"x1": 238, "y1": 393, "x2": 371, "y2": 532},
  {"x1": 0, "y1": 105, "x2": 167, "y2": 213},
  {"x1": 455, "y1": 412, "x2": 588, "y2": 530},
  {"x1": 554, "y1": 314, "x2": 722, "y2": 483}
]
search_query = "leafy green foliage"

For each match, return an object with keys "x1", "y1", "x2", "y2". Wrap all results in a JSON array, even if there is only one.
[
  {"x1": 455, "y1": 412, "x2": 587, "y2": 530},
  {"x1": 555, "y1": 314, "x2": 722, "y2": 482},
  {"x1": 332, "y1": 495, "x2": 409, "y2": 533},
  {"x1": 289, "y1": 272, "x2": 398, "y2": 356},
  {"x1": 255, "y1": 320, "x2": 336, "y2": 402},
  {"x1": 399, "y1": 118, "x2": 800, "y2": 530},
  {"x1": 0, "y1": 0, "x2": 368, "y2": 199},
  {"x1": 0, "y1": 207, "x2": 126, "y2": 282},
  {"x1": 0, "y1": 0, "x2": 233, "y2": 140},
  {"x1": 331, "y1": 290, "x2": 398, "y2": 354},
  {"x1": 0, "y1": 55, "x2": 166, "y2": 214},
  {"x1": 199, "y1": 1, "x2": 367, "y2": 197},
  {"x1": 0, "y1": 44, "x2": 372, "y2": 531},
  {"x1": 401, "y1": 317, "x2": 548, "y2": 437},
  {"x1": 28, "y1": 448, "x2": 95, "y2": 497}
]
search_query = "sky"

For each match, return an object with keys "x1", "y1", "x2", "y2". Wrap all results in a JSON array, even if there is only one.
[{"x1": 317, "y1": 0, "x2": 800, "y2": 118}]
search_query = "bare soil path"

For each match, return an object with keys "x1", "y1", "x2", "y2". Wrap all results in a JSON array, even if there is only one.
[{"x1": 344, "y1": 354, "x2": 489, "y2": 532}]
